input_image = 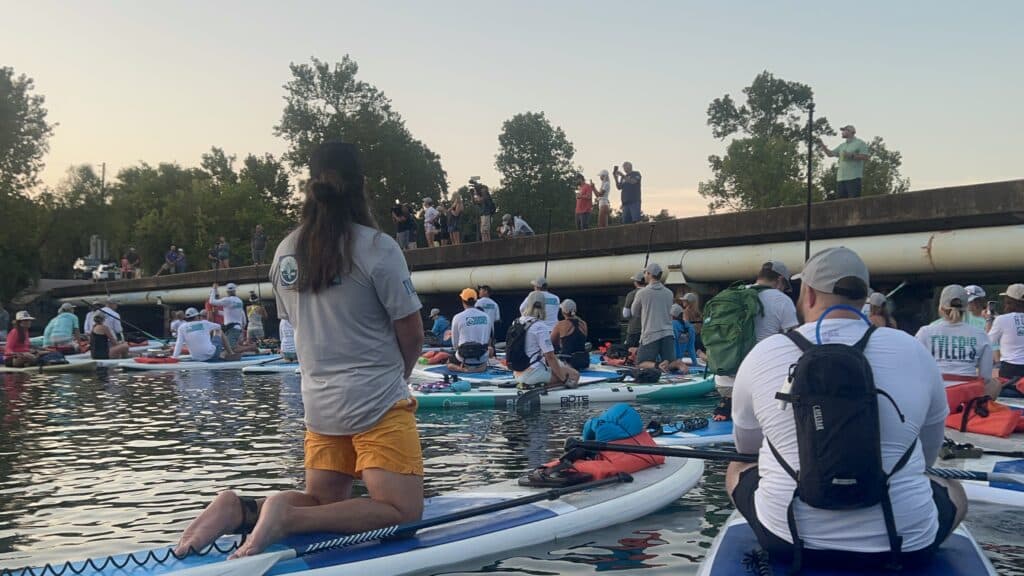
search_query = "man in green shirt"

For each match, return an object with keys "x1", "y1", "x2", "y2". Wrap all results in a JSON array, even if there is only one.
[{"x1": 818, "y1": 124, "x2": 870, "y2": 199}]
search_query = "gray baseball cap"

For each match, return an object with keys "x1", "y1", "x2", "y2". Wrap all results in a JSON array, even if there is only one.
[
  {"x1": 560, "y1": 299, "x2": 577, "y2": 314},
  {"x1": 793, "y1": 247, "x2": 870, "y2": 298},
  {"x1": 939, "y1": 285, "x2": 967, "y2": 309},
  {"x1": 630, "y1": 271, "x2": 645, "y2": 283},
  {"x1": 763, "y1": 260, "x2": 792, "y2": 280},
  {"x1": 867, "y1": 292, "x2": 887, "y2": 308},
  {"x1": 644, "y1": 262, "x2": 663, "y2": 278},
  {"x1": 531, "y1": 277, "x2": 548, "y2": 288},
  {"x1": 670, "y1": 303, "x2": 684, "y2": 318},
  {"x1": 682, "y1": 292, "x2": 698, "y2": 304}
]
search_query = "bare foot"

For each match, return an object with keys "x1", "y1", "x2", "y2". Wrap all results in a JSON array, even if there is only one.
[
  {"x1": 231, "y1": 493, "x2": 292, "y2": 558},
  {"x1": 174, "y1": 491, "x2": 243, "y2": 556}
]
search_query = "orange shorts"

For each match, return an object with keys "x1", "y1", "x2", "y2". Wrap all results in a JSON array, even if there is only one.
[{"x1": 304, "y1": 398, "x2": 423, "y2": 478}]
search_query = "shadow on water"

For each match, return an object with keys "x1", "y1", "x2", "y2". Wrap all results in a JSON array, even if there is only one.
[{"x1": 0, "y1": 371, "x2": 1021, "y2": 575}]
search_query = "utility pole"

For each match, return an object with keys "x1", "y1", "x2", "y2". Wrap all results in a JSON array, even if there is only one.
[{"x1": 804, "y1": 103, "x2": 814, "y2": 263}]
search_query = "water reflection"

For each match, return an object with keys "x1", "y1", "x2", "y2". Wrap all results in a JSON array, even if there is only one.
[{"x1": 0, "y1": 371, "x2": 1020, "y2": 575}]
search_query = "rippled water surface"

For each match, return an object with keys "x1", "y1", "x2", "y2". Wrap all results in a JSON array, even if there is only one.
[{"x1": 0, "y1": 370, "x2": 1021, "y2": 574}]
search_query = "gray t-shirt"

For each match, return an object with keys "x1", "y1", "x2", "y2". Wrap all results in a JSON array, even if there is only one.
[
  {"x1": 624, "y1": 289, "x2": 642, "y2": 336},
  {"x1": 271, "y1": 224, "x2": 422, "y2": 435},
  {"x1": 630, "y1": 281, "x2": 674, "y2": 345}
]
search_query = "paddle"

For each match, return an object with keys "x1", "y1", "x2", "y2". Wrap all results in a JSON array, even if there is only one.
[
  {"x1": 81, "y1": 299, "x2": 166, "y2": 344},
  {"x1": 564, "y1": 440, "x2": 1024, "y2": 486},
  {"x1": 253, "y1": 354, "x2": 284, "y2": 367},
  {"x1": 171, "y1": 473, "x2": 633, "y2": 576}
]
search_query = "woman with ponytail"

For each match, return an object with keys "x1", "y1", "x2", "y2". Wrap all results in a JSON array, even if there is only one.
[
  {"x1": 175, "y1": 141, "x2": 426, "y2": 559},
  {"x1": 915, "y1": 284, "x2": 998, "y2": 397}
]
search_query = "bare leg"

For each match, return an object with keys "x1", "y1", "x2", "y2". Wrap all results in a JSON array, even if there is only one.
[{"x1": 234, "y1": 468, "x2": 422, "y2": 558}]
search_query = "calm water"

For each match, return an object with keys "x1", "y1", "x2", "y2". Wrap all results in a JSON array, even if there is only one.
[{"x1": 0, "y1": 370, "x2": 1021, "y2": 574}]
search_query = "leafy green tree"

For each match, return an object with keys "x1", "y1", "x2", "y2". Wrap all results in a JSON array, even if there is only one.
[
  {"x1": 698, "y1": 71, "x2": 833, "y2": 213},
  {"x1": 819, "y1": 136, "x2": 910, "y2": 197},
  {"x1": 493, "y1": 112, "x2": 578, "y2": 231},
  {"x1": 0, "y1": 67, "x2": 55, "y2": 196},
  {"x1": 274, "y1": 56, "x2": 447, "y2": 229},
  {"x1": 240, "y1": 153, "x2": 295, "y2": 217},
  {"x1": 35, "y1": 165, "x2": 109, "y2": 276}
]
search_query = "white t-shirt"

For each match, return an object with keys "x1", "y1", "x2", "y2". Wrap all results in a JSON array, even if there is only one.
[
  {"x1": 598, "y1": 180, "x2": 611, "y2": 206},
  {"x1": 915, "y1": 319, "x2": 993, "y2": 379},
  {"x1": 475, "y1": 297, "x2": 500, "y2": 329},
  {"x1": 101, "y1": 307, "x2": 123, "y2": 339},
  {"x1": 172, "y1": 320, "x2": 221, "y2": 361},
  {"x1": 732, "y1": 319, "x2": 948, "y2": 553},
  {"x1": 519, "y1": 317, "x2": 554, "y2": 368},
  {"x1": 279, "y1": 318, "x2": 296, "y2": 355},
  {"x1": 518, "y1": 290, "x2": 560, "y2": 332},
  {"x1": 990, "y1": 312, "x2": 1024, "y2": 365},
  {"x1": 513, "y1": 217, "x2": 534, "y2": 235},
  {"x1": 424, "y1": 206, "x2": 439, "y2": 230},
  {"x1": 170, "y1": 319, "x2": 184, "y2": 338},
  {"x1": 272, "y1": 224, "x2": 422, "y2": 436},
  {"x1": 451, "y1": 307, "x2": 491, "y2": 363},
  {"x1": 210, "y1": 290, "x2": 246, "y2": 328},
  {"x1": 754, "y1": 287, "x2": 799, "y2": 342}
]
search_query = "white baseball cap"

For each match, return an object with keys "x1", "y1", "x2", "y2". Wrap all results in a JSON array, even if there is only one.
[
  {"x1": 1000, "y1": 284, "x2": 1024, "y2": 301},
  {"x1": 15, "y1": 311, "x2": 34, "y2": 321},
  {"x1": 225, "y1": 282, "x2": 237, "y2": 291},
  {"x1": 867, "y1": 292, "x2": 887, "y2": 308},
  {"x1": 429, "y1": 308, "x2": 441, "y2": 317},
  {"x1": 964, "y1": 285, "x2": 986, "y2": 302},
  {"x1": 184, "y1": 307, "x2": 200, "y2": 318}
]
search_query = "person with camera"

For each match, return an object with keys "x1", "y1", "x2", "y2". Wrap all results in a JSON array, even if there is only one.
[
  {"x1": 470, "y1": 179, "x2": 495, "y2": 242},
  {"x1": 448, "y1": 193, "x2": 463, "y2": 245},
  {"x1": 575, "y1": 174, "x2": 595, "y2": 230},
  {"x1": 613, "y1": 162, "x2": 642, "y2": 224}
]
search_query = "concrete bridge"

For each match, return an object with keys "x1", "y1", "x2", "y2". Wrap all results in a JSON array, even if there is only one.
[{"x1": 43, "y1": 179, "x2": 1024, "y2": 341}]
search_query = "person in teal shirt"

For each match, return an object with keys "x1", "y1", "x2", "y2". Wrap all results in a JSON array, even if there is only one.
[
  {"x1": 670, "y1": 304, "x2": 698, "y2": 369},
  {"x1": 429, "y1": 308, "x2": 451, "y2": 346},
  {"x1": 42, "y1": 303, "x2": 81, "y2": 348},
  {"x1": 818, "y1": 124, "x2": 870, "y2": 199}
]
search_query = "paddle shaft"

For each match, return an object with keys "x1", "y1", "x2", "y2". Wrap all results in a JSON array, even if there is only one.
[
  {"x1": 565, "y1": 440, "x2": 1024, "y2": 485},
  {"x1": 82, "y1": 300, "x2": 164, "y2": 343}
]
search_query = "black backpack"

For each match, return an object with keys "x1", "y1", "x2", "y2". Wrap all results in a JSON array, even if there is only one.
[
  {"x1": 505, "y1": 318, "x2": 538, "y2": 372},
  {"x1": 770, "y1": 323, "x2": 915, "y2": 571}
]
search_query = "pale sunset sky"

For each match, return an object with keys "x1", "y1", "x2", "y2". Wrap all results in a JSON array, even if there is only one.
[{"x1": 3, "y1": 1, "x2": 1021, "y2": 217}]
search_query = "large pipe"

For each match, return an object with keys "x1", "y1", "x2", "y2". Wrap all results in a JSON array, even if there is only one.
[{"x1": 58, "y1": 225, "x2": 1024, "y2": 305}]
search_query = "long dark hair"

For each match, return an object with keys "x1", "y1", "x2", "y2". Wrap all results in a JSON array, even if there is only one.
[{"x1": 295, "y1": 141, "x2": 377, "y2": 293}]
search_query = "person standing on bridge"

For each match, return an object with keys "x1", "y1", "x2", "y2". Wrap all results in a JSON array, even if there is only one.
[
  {"x1": 613, "y1": 162, "x2": 642, "y2": 224},
  {"x1": 575, "y1": 174, "x2": 595, "y2": 230},
  {"x1": 818, "y1": 124, "x2": 870, "y2": 199},
  {"x1": 596, "y1": 170, "x2": 611, "y2": 228},
  {"x1": 251, "y1": 224, "x2": 268, "y2": 265}
]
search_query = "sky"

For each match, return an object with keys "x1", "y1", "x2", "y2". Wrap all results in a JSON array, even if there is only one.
[{"x1": 3, "y1": 1, "x2": 1022, "y2": 217}]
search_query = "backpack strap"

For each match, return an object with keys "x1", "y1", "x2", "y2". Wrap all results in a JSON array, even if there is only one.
[
  {"x1": 784, "y1": 330, "x2": 813, "y2": 352},
  {"x1": 853, "y1": 325, "x2": 877, "y2": 351},
  {"x1": 878, "y1": 438, "x2": 917, "y2": 570}
]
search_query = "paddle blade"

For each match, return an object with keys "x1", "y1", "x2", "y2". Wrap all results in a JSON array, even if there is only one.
[{"x1": 167, "y1": 549, "x2": 293, "y2": 576}]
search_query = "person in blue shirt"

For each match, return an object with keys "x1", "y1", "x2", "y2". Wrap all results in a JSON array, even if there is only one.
[
  {"x1": 670, "y1": 304, "x2": 697, "y2": 370},
  {"x1": 428, "y1": 308, "x2": 451, "y2": 346}
]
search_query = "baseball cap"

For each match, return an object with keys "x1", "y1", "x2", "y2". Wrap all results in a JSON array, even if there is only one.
[
  {"x1": 423, "y1": 197, "x2": 433, "y2": 205},
  {"x1": 560, "y1": 299, "x2": 577, "y2": 314},
  {"x1": 59, "y1": 302, "x2": 76, "y2": 312},
  {"x1": 226, "y1": 282, "x2": 237, "y2": 291},
  {"x1": 105, "y1": 297, "x2": 120, "y2": 305},
  {"x1": 429, "y1": 308, "x2": 441, "y2": 317},
  {"x1": 531, "y1": 277, "x2": 548, "y2": 288},
  {"x1": 964, "y1": 285, "x2": 986, "y2": 302},
  {"x1": 15, "y1": 311, "x2": 34, "y2": 321},
  {"x1": 459, "y1": 288, "x2": 478, "y2": 302},
  {"x1": 793, "y1": 246, "x2": 870, "y2": 298},
  {"x1": 184, "y1": 307, "x2": 200, "y2": 319},
  {"x1": 867, "y1": 292, "x2": 887, "y2": 308},
  {"x1": 682, "y1": 292, "x2": 698, "y2": 304},
  {"x1": 1000, "y1": 283, "x2": 1024, "y2": 301},
  {"x1": 939, "y1": 285, "x2": 968, "y2": 309},
  {"x1": 841, "y1": 124, "x2": 856, "y2": 133},
  {"x1": 670, "y1": 303, "x2": 684, "y2": 318},
  {"x1": 763, "y1": 260, "x2": 792, "y2": 280},
  {"x1": 644, "y1": 262, "x2": 663, "y2": 278},
  {"x1": 630, "y1": 271, "x2": 645, "y2": 283}
]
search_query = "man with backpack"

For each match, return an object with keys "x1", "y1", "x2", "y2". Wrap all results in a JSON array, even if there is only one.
[
  {"x1": 704, "y1": 261, "x2": 799, "y2": 421},
  {"x1": 726, "y1": 247, "x2": 965, "y2": 570},
  {"x1": 508, "y1": 291, "x2": 579, "y2": 389}
]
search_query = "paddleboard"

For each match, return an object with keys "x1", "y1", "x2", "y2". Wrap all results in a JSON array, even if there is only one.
[
  {"x1": 121, "y1": 354, "x2": 281, "y2": 372},
  {"x1": 8, "y1": 451, "x2": 703, "y2": 576},
  {"x1": 411, "y1": 374, "x2": 715, "y2": 410},
  {"x1": 243, "y1": 361, "x2": 301, "y2": 374},
  {"x1": 656, "y1": 419, "x2": 735, "y2": 447},
  {"x1": 697, "y1": 511, "x2": 995, "y2": 575},
  {"x1": 0, "y1": 360, "x2": 98, "y2": 374}
]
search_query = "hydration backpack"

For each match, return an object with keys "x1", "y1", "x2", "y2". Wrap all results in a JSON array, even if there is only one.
[
  {"x1": 702, "y1": 283, "x2": 768, "y2": 376},
  {"x1": 771, "y1": 309, "x2": 915, "y2": 571},
  {"x1": 505, "y1": 318, "x2": 538, "y2": 372}
]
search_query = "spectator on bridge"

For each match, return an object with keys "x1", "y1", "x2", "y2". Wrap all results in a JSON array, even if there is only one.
[
  {"x1": 251, "y1": 224, "x2": 268, "y2": 265},
  {"x1": 217, "y1": 236, "x2": 231, "y2": 268},
  {"x1": 596, "y1": 170, "x2": 611, "y2": 228},
  {"x1": 498, "y1": 214, "x2": 513, "y2": 239},
  {"x1": 392, "y1": 205, "x2": 412, "y2": 250},
  {"x1": 207, "y1": 242, "x2": 220, "y2": 270},
  {"x1": 473, "y1": 184, "x2": 496, "y2": 241},
  {"x1": 448, "y1": 194, "x2": 464, "y2": 245},
  {"x1": 575, "y1": 174, "x2": 595, "y2": 230},
  {"x1": 512, "y1": 213, "x2": 535, "y2": 237},
  {"x1": 176, "y1": 248, "x2": 187, "y2": 273},
  {"x1": 818, "y1": 124, "x2": 870, "y2": 199},
  {"x1": 435, "y1": 204, "x2": 451, "y2": 247},
  {"x1": 155, "y1": 245, "x2": 180, "y2": 276},
  {"x1": 122, "y1": 247, "x2": 142, "y2": 279},
  {"x1": 422, "y1": 198, "x2": 439, "y2": 247},
  {"x1": 613, "y1": 162, "x2": 642, "y2": 224}
]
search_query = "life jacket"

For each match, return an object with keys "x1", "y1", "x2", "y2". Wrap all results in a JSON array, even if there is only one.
[
  {"x1": 773, "y1": 317, "x2": 911, "y2": 571},
  {"x1": 943, "y1": 375, "x2": 1022, "y2": 437}
]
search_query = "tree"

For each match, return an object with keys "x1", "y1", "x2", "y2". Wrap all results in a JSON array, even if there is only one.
[
  {"x1": 819, "y1": 136, "x2": 910, "y2": 197},
  {"x1": 240, "y1": 153, "x2": 295, "y2": 217},
  {"x1": 493, "y1": 112, "x2": 578, "y2": 231},
  {"x1": 698, "y1": 71, "x2": 833, "y2": 213},
  {"x1": 0, "y1": 67, "x2": 55, "y2": 197},
  {"x1": 274, "y1": 56, "x2": 447, "y2": 229}
]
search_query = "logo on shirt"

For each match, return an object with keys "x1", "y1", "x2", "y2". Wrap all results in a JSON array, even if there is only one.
[
  {"x1": 278, "y1": 255, "x2": 298, "y2": 287},
  {"x1": 466, "y1": 316, "x2": 489, "y2": 326}
]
